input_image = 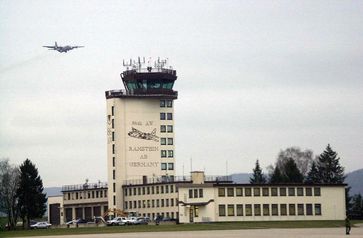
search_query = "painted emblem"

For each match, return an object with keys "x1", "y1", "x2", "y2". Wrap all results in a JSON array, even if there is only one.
[{"x1": 128, "y1": 127, "x2": 159, "y2": 142}]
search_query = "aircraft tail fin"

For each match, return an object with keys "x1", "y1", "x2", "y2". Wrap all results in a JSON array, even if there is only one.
[{"x1": 55, "y1": 42, "x2": 58, "y2": 47}]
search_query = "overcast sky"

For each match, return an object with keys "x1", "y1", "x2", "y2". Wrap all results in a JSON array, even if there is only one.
[{"x1": 1, "y1": 1, "x2": 362, "y2": 187}]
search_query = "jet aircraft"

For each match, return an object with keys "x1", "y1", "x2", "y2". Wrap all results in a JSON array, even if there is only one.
[
  {"x1": 128, "y1": 127, "x2": 159, "y2": 142},
  {"x1": 43, "y1": 42, "x2": 84, "y2": 53}
]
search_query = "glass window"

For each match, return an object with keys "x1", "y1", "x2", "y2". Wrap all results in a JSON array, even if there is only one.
[
  {"x1": 254, "y1": 204, "x2": 261, "y2": 216},
  {"x1": 160, "y1": 113, "x2": 166, "y2": 120},
  {"x1": 161, "y1": 163, "x2": 167, "y2": 170},
  {"x1": 218, "y1": 188, "x2": 225, "y2": 197},
  {"x1": 306, "y1": 187, "x2": 312, "y2": 196},
  {"x1": 194, "y1": 206, "x2": 199, "y2": 217},
  {"x1": 166, "y1": 100, "x2": 173, "y2": 107},
  {"x1": 237, "y1": 204, "x2": 243, "y2": 216},
  {"x1": 160, "y1": 100, "x2": 166, "y2": 107},
  {"x1": 298, "y1": 204, "x2": 304, "y2": 215},
  {"x1": 168, "y1": 163, "x2": 174, "y2": 170},
  {"x1": 189, "y1": 189, "x2": 193, "y2": 198},
  {"x1": 112, "y1": 132, "x2": 115, "y2": 141},
  {"x1": 263, "y1": 204, "x2": 270, "y2": 216},
  {"x1": 289, "y1": 204, "x2": 296, "y2": 216},
  {"x1": 194, "y1": 189, "x2": 198, "y2": 198},
  {"x1": 288, "y1": 187, "x2": 295, "y2": 196},
  {"x1": 156, "y1": 200, "x2": 159, "y2": 207},
  {"x1": 272, "y1": 204, "x2": 278, "y2": 216},
  {"x1": 168, "y1": 150, "x2": 174, "y2": 158},
  {"x1": 315, "y1": 204, "x2": 322, "y2": 215},
  {"x1": 112, "y1": 157, "x2": 115, "y2": 167},
  {"x1": 306, "y1": 204, "x2": 313, "y2": 215},
  {"x1": 297, "y1": 187, "x2": 304, "y2": 196},
  {"x1": 166, "y1": 199, "x2": 169, "y2": 207},
  {"x1": 112, "y1": 119, "x2": 114, "y2": 128},
  {"x1": 160, "y1": 125, "x2": 166, "y2": 133},
  {"x1": 280, "y1": 187, "x2": 286, "y2": 196},
  {"x1": 147, "y1": 187, "x2": 150, "y2": 194},
  {"x1": 314, "y1": 187, "x2": 321, "y2": 196},
  {"x1": 271, "y1": 187, "x2": 278, "y2": 196},
  {"x1": 111, "y1": 106, "x2": 114, "y2": 116},
  {"x1": 245, "y1": 204, "x2": 252, "y2": 216},
  {"x1": 161, "y1": 199, "x2": 164, "y2": 207},
  {"x1": 167, "y1": 113, "x2": 173, "y2": 120},
  {"x1": 199, "y1": 189, "x2": 203, "y2": 198},
  {"x1": 262, "y1": 188, "x2": 269, "y2": 196},
  {"x1": 152, "y1": 186, "x2": 155, "y2": 194},
  {"x1": 245, "y1": 188, "x2": 252, "y2": 196},
  {"x1": 236, "y1": 188, "x2": 243, "y2": 196},
  {"x1": 171, "y1": 198, "x2": 174, "y2": 206},
  {"x1": 170, "y1": 185, "x2": 174, "y2": 193},
  {"x1": 280, "y1": 204, "x2": 287, "y2": 216},
  {"x1": 167, "y1": 138, "x2": 173, "y2": 145},
  {"x1": 167, "y1": 125, "x2": 173, "y2": 133},
  {"x1": 253, "y1": 188, "x2": 261, "y2": 196},
  {"x1": 219, "y1": 205, "x2": 226, "y2": 216},
  {"x1": 138, "y1": 187, "x2": 141, "y2": 195},
  {"x1": 161, "y1": 138, "x2": 166, "y2": 145},
  {"x1": 227, "y1": 188, "x2": 234, "y2": 197},
  {"x1": 228, "y1": 204, "x2": 235, "y2": 216},
  {"x1": 165, "y1": 186, "x2": 169, "y2": 193},
  {"x1": 161, "y1": 150, "x2": 167, "y2": 158},
  {"x1": 156, "y1": 186, "x2": 159, "y2": 194},
  {"x1": 161, "y1": 186, "x2": 164, "y2": 194}
]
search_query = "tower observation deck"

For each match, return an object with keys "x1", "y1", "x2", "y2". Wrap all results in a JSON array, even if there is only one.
[{"x1": 105, "y1": 57, "x2": 178, "y2": 99}]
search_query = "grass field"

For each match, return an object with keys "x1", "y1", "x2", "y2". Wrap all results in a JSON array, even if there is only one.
[{"x1": 1, "y1": 220, "x2": 360, "y2": 237}]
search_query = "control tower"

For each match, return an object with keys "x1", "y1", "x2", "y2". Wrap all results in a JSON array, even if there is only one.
[{"x1": 105, "y1": 58, "x2": 178, "y2": 211}]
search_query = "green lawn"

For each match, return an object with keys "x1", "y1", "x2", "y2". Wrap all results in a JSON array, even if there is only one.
[{"x1": 0, "y1": 220, "x2": 359, "y2": 237}]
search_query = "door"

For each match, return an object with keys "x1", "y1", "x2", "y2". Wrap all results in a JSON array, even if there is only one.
[{"x1": 189, "y1": 207, "x2": 194, "y2": 223}]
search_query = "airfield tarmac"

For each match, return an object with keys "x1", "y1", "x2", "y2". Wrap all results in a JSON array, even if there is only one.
[{"x1": 19, "y1": 226, "x2": 363, "y2": 238}]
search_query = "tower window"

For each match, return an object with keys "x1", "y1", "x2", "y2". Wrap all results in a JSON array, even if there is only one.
[
  {"x1": 167, "y1": 125, "x2": 173, "y2": 133},
  {"x1": 160, "y1": 100, "x2": 166, "y2": 107},
  {"x1": 168, "y1": 163, "x2": 174, "y2": 170},
  {"x1": 112, "y1": 157, "x2": 115, "y2": 167},
  {"x1": 168, "y1": 150, "x2": 174, "y2": 158},
  {"x1": 113, "y1": 170, "x2": 115, "y2": 180},
  {"x1": 166, "y1": 100, "x2": 173, "y2": 108},
  {"x1": 161, "y1": 163, "x2": 167, "y2": 170},
  {"x1": 160, "y1": 125, "x2": 166, "y2": 133},
  {"x1": 167, "y1": 138, "x2": 173, "y2": 145},
  {"x1": 112, "y1": 144, "x2": 115, "y2": 154},
  {"x1": 160, "y1": 113, "x2": 166, "y2": 120},
  {"x1": 161, "y1": 150, "x2": 167, "y2": 158},
  {"x1": 112, "y1": 119, "x2": 114, "y2": 128},
  {"x1": 112, "y1": 132, "x2": 115, "y2": 141},
  {"x1": 161, "y1": 138, "x2": 166, "y2": 145},
  {"x1": 111, "y1": 106, "x2": 114, "y2": 116},
  {"x1": 167, "y1": 113, "x2": 173, "y2": 120}
]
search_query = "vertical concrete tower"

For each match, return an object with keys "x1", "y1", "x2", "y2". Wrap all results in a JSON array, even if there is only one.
[{"x1": 105, "y1": 58, "x2": 178, "y2": 211}]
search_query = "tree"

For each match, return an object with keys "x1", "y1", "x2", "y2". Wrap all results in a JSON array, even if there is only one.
[
  {"x1": 305, "y1": 161, "x2": 320, "y2": 183},
  {"x1": 269, "y1": 166, "x2": 285, "y2": 184},
  {"x1": 16, "y1": 159, "x2": 47, "y2": 228},
  {"x1": 0, "y1": 159, "x2": 20, "y2": 230},
  {"x1": 316, "y1": 144, "x2": 345, "y2": 184},
  {"x1": 275, "y1": 147, "x2": 313, "y2": 177},
  {"x1": 283, "y1": 158, "x2": 304, "y2": 183},
  {"x1": 250, "y1": 160, "x2": 266, "y2": 184}
]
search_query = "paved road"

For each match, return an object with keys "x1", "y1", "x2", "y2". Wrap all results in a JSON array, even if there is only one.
[{"x1": 21, "y1": 227, "x2": 363, "y2": 238}]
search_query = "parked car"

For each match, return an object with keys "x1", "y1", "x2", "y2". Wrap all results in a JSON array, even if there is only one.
[
  {"x1": 134, "y1": 217, "x2": 148, "y2": 225},
  {"x1": 106, "y1": 217, "x2": 126, "y2": 226},
  {"x1": 66, "y1": 219, "x2": 88, "y2": 225},
  {"x1": 30, "y1": 222, "x2": 52, "y2": 229},
  {"x1": 125, "y1": 217, "x2": 138, "y2": 225}
]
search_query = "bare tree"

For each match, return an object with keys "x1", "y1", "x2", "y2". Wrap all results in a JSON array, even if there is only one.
[
  {"x1": 0, "y1": 159, "x2": 20, "y2": 230},
  {"x1": 275, "y1": 147, "x2": 314, "y2": 177}
]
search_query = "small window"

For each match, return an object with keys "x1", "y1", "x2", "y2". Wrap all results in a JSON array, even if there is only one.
[
  {"x1": 165, "y1": 186, "x2": 169, "y2": 193},
  {"x1": 156, "y1": 186, "x2": 159, "y2": 194},
  {"x1": 219, "y1": 205, "x2": 226, "y2": 216},
  {"x1": 271, "y1": 187, "x2": 278, "y2": 196},
  {"x1": 160, "y1": 125, "x2": 166, "y2": 133},
  {"x1": 289, "y1": 204, "x2": 296, "y2": 215},
  {"x1": 112, "y1": 144, "x2": 115, "y2": 154},
  {"x1": 167, "y1": 125, "x2": 173, "y2": 133},
  {"x1": 147, "y1": 187, "x2": 150, "y2": 194},
  {"x1": 263, "y1": 204, "x2": 270, "y2": 216},
  {"x1": 161, "y1": 138, "x2": 166, "y2": 145},
  {"x1": 194, "y1": 206, "x2": 199, "y2": 217},
  {"x1": 227, "y1": 188, "x2": 234, "y2": 197},
  {"x1": 167, "y1": 150, "x2": 174, "y2": 158},
  {"x1": 236, "y1": 204, "x2": 243, "y2": 216},
  {"x1": 199, "y1": 189, "x2": 203, "y2": 198},
  {"x1": 306, "y1": 187, "x2": 312, "y2": 196},
  {"x1": 272, "y1": 204, "x2": 278, "y2": 216},
  {"x1": 112, "y1": 119, "x2": 114, "y2": 128},
  {"x1": 236, "y1": 188, "x2": 243, "y2": 196},
  {"x1": 161, "y1": 163, "x2": 167, "y2": 170},
  {"x1": 245, "y1": 188, "x2": 252, "y2": 196},
  {"x1": 168, "y1": 163, "x2": 174, "y2": 170},
  {"x1": 297, "y1": 187, "x2": 304, "y2": 196},
  {"x1": 161, "y1": 150, "x2": 167, "y2": 158},
  {"x1": 306, "y1": 204, "x2": 313, "y2": 215},
  {"x1": 280, "y1": 187, "x2": 286, "y2": 196},
  {"x1": 167, "y1": 138, "x2": 173, "y2": 145},
  {"x1": 113, "y1": 183, "x2": 116, "y2": 193},
  {"x1": 280, "y1": 204, "x2": 287, "y2": 216},
  {"x1": 297, "y1": 204, "x2": 304, "y2": 215},
  {"x1": 111, "y1": 106, "x2": 114, "y2": 116},
  {"x1": 254, "y1": 204, "x2": 261, "y2": 216},
  {"x1": 245, "y1": 204, "x2": 252, "y2": 216},
  {"x1": 160, "y1": 113, "x2": 166, "y2": 120},
  {"x1": 113, "y1": 196, "x2": 116, "y2": 206},
  {"x1": 228, "y1": 204, "x2": 235, "y2": 216},
  {"x1": 160, "y1": 100, "x2": 166, "y2": 107},
  {"x1": 138, "y1": 187, "x2": 141, "y2": 195},
  {"x1": 166, "y1": 100, "x2": 173, "y2": 107},
  {"x1": 288, "y1": 187, "x2": 295, "y2": 196},
  {"x1": 315, "y1": 204, "x2": 322, "y2": 215},
  {"x1": 262, "y1": 188, "x2": 269, "y2": 196},
  {"x1": 112, "y1": 132, "x2": 115, "y2": 141},
  {"x1": 112, "y1": 170, "x2": 115, "y2": 180},
  {"x1": 170, "y1": 185, "x2": 174, "y2": 193},
  {"x1": 218, "y1": 188, "x2": 225, "y2": 197},
  {"x1": 167, "y1": 113, "x2": 173, "y2": 120},
  {"x1": 161, "y1": 186, "x2": 164, "y2": 194},
  {"x1": 314, "y1": 187, "x2": 321, "y2": 196},
  {"x1": 253, "y1": 188, "x2": 260, "y2": 196},
  {"x1": 194, "y1": 189, "x2": 198, "y2": 198},
  {"x1": 142, "y1": 187, "x2": 145, "y2": 195},
  {"x1": 112, "y1": 157, "x2": 115, "y2": 167}
]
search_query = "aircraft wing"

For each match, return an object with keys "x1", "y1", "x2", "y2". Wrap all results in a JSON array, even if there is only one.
[
  {"x1": 43, "y1": 46, "x2": 56, "y2": 49},
  {"x1": 72, "y1": 46, "x2": 84, "y2": 49}
]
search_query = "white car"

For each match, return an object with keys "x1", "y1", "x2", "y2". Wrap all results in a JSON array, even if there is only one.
[
  {"x1": 30, "y1": 222, "x2": 52, "y2": 229},
  {"x1": 106, "y1": 217, "x2": 126, "y2": 226}
]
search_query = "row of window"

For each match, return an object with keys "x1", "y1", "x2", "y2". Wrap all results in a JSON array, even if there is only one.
[
  {"x1": 160, "y1": 138, "x2": 173, "y2": 145},
  {"x1": 160, "y1": 100, "x2": 173, "y2": 108},
  {"x1": 161, "y1": 163, "x2": 174, "y2": 170},
  {"x1": 125, "y1": 198, "x2": 179, "y2": 210},
  {"x1": 189, "y1": 189, "x2": 204, "y2": 198},
  {"x1": 160, "y1": 125, "x2": 173, "y2": 133},
  {"x1": 124, "y1": 184, "x2": 178, "y2": 196},
  {"x1": 218, "y1": 187, "x2": 321, "y2": 197},
  {"x1": 218, "y1": 203, "x2": 322, "y2": 217},
  {"x1": 161, "y1": 150, "x2": 174, "y2": 158},
  {"x1": 160, "y1": 113, "x2": 173, "y2": 120},
  {"x1": 140, "y1": 212, "x2": 178, "y2": 221},
  {"x1": 65, "y1": 190, "x2": 108, "y2": 200}
]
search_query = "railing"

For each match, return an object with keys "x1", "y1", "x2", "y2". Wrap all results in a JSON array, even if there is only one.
[
  {"x1": 105, "y1": 89, "x2": 178, "y2": 98},
  {"x1": 62, "y1": 182, "x2": 108, "y2": 192},
  {"x1": 123, "y1": 175, "x2": 232, "y2": 186},
  {"x1": 122, "y1": 67, "x2": 176, "y2": 76}
]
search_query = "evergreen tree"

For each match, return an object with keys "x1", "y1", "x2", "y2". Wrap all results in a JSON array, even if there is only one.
[
  {"x1": 16, "y1": 159, "x2": 47, "y2": 228},
  {"x1": 305, "y1": 161, "x2": 321, "y2": 183},
  {"x1": 317, "y1": 144, "x2": 345, "y2": 184},
  {"x1": 269, "y1": 166, "x2": 285, "y2": 184},
  {"x1": 351, "y1": 194, "x2": 363, "y2": 215},
  {"x1": 250, "y1": 160, "x2": 266, "y2": 184},
  {"x1": 284, "y1": 158, "x2": 304, "y2": 183}
]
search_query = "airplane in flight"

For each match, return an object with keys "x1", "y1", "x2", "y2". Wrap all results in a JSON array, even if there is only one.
[{"x1": 43, "y1": 42, "x2": 84, "y2": 53}]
